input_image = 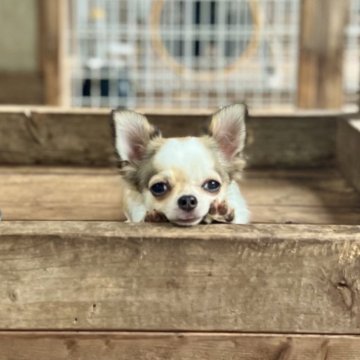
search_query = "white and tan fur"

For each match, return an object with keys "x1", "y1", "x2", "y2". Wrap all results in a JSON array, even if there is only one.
[{"x1": 112, "y1": 104, "x2": 249, "y2": 226}]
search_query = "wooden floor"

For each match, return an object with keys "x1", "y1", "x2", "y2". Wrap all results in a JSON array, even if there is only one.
[{"x1": 0, "y1": 167, "x2": 359, "y2": 224}]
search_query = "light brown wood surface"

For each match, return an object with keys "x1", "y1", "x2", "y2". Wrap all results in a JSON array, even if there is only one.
[
  {"x1": 38, "y1": 0, "x2": 68, "y2": 105},
  {"x1": 0, "y1": 72, "x2": 43, "y2": 105},
  {"x1": 1, "y1": 167, "x2": 359, "y2": 224},
  {"x1": 338, "y1": 119, "x2": 360, "y2": 194},
  {"x1": 244, "y1": 169, "x2": 360, "y2": 224},
  {"x1": 0, "y1": 332, "x2": 360, "y2": 359},
  {"x1": 0, "y1": 221, "x2": 359, "y2": 332},
  {"x1": 297, "y1": 0, "x2": 348, "y2": 109},
  {"x1": 0, "y1": 167, "x2": 124, "y2": 221},
  {"x1": 0, "y1": 108, "x2": 338, "y2": 167}
]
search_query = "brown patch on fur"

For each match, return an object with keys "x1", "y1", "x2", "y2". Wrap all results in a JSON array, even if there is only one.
[
  {"x1": 144, "y1": 210, "x2": 168, "y2": 222},
  {"x1": 120, "y1": 137, "x2": 164, "y2": 192},
  {"x1": 149, "y1": 126, "x2": 161, "y2": 140},
  {"x1": 167, "y1": 168, "x2": 188, "y2": 184},
  {"x1": 148, "y1": 169, "x2": 188, "y2": 202}
]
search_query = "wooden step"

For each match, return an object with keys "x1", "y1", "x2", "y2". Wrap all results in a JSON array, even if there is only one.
[
  {"x1": 0, "y1": 108, "x2": 359, "y2": 358},
  {"x1": 1, "y1": 167, "x2": 360, "y2": 224},
  {"x1": 0, "y1": 332, "x2": 359, "y2": 360},
  {"x1": 0, "y1": 221, "x2": 359, "y2": 333},
  {"x1": 0, "y1": 107, "x2": 339, "y2": 167}
]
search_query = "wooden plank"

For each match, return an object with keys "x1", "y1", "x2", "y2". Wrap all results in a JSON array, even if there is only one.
[
  {"x1": 0, "y1": 332, "x2": 360, "y2": 359},
  {"x1": 248, "y1": 205, "x2": 360, "y2": 225},
  {"x1": 0, "y1": 72, "x2": 43, "y2": 105},
  {"x1": 0, "y1": 106, "x2": 353, "y2": 116},
  {"x1": 0, "y1": 108, "x2": 338, "y2": 167},
  {"x1": 0, "y1": 221, "x2": 360, "y2": 332},
  {"x1": 38, "y1": 0, "x2": 67, "y2": 105},
  {"x1": 337, "y1": 119, "x2": 360, "y2": 194},
  {"x1": 243, "y1": 169, "x2": 360, "y2": 224},
  {"x1": 297, "y1": 0, "x2": 348, "y2": 109},
  {"x1": 245, "y1": 114, "x2": 337, "y2": 167},
  {"x1": 0, "y1": 111, "x2": 117, "y2": 165},
  {"x1": 1, "y1": 167, "x2": 359, "y2": 224},
  {"x1": 0, "y1": 167, "x2": 125, "y2": 221}
]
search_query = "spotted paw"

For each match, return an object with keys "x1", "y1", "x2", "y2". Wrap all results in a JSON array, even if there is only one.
[
  {"x1": 144, "y1": 210, "x2": 168, "y2": 223},
  {"x1": 205, "y1": 200, "x2": 235, "y2": 223}
]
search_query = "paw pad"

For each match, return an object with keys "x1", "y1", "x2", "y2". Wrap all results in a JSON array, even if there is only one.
[{"x1": 207, "y1": 200, "x2": 234, "y2": 223}]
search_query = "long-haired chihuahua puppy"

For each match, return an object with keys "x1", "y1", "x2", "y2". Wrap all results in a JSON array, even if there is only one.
[{"x1": 112, "y1": 104, "x2": 249, "y2": 226}]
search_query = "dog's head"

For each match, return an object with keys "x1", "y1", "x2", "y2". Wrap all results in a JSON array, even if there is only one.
[{"x1": 112, "y1": 104, "x2": 247, "y2": 226}]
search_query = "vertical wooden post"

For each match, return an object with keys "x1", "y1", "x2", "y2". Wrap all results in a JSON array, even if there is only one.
[
  {"x1": 297, "y1": 0, "x2": 348, "y2": 109},
  {"x1": 38, "y1": 0, "x2": 69, "y2": 106}
]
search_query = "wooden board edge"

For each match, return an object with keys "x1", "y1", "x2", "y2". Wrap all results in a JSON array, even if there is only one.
[
  {"x1": 0, "y1": 222, "x2": 360, "y2": 332},
  {"x1": 337, "y1": 118, "x2": 360, "y2": 193},
  {"x1": 0, "y1": 105, "x2": 355, "y2": 117},
  {"x1": 0, "y1": 331, "x2": 359, "y2": 360},
  {"x1": 0, "y1": 221, "x2": 359, "y2": 241},
  {"x1": 0, "y1": 107, "x2": 340, "y2": 167}
]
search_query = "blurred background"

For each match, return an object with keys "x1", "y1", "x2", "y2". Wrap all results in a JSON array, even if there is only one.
[{"x1": 0, "y1": 0, "x2": 358, "y2": 111}]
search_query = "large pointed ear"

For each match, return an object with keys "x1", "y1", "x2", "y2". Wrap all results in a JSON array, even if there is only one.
[
  {"x1": 209, "y1": 104, "x2": 247, "y2": 160},
  {"x1": 111, "y1": 110, "x2": 161, "y2": 163}
]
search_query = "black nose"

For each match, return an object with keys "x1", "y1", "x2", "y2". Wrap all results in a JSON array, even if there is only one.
[{"x1": 178, "y1": 195, "x2": 198, "y2": 212}]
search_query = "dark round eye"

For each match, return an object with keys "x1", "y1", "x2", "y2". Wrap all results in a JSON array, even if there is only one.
[
  {"x1": 202, "y1": 179, "x2": 221, "y2": 192},
  {"x1": 150, "y1": 182, "x2": 169, "y2": 197}
]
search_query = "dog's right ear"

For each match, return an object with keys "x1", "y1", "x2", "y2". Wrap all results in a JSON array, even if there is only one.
[
  {"x1": 208, "y1": 104, "x2": 247, "y2": 161},
  {"x1": 111, "y1": 110, "x2": 161, "y2": 163}
]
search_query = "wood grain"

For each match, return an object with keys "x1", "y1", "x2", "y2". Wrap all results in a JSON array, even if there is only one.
[
  {"x1": 243, "y1": 169, "x2": 360, "y2": 224},
  {"x1": 0, "y1": 332, "x2": 360, "y2": 359},
  {"x1": 38, "y1": 0, "x2": 68, "y2": 105},
  {"x1": 0, "y1": 108, "x2": 338, "y2": 167},
  {"x1": 1, "y1": 167, "x2": 359, "y2": 224},
  {"x1": 0, "y1": 221, "x2": 359, "y2": 332},
  {"x1": 297, "y1": 0, "x2": 348, "y2": 109},
  {"x1": 337, "y1": 119, "x2": 360, "y2": 194},
  {"x1": 0, "y1": 167, "x2": 124, "y2": 221}
]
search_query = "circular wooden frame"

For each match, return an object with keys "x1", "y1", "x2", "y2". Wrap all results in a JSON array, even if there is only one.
[{"x1": 150, "y1": 0, "x2": 261, "y2": 81}]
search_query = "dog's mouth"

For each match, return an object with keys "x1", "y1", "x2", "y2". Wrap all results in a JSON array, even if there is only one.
[{"x1": 171, "y1": 215, "x2": 203, "y2": 227}]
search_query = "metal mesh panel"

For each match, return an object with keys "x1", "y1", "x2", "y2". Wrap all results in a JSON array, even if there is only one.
[
  {"x1": 344, "y1": 0, "x2": 360, "y2": 106},
  {"x1": 69, "y1": 0, "x2": 300, "y2": 109}
]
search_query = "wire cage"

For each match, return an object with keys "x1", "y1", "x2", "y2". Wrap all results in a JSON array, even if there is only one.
[
  {"x1": 68, "y1": 0, "x2": 359, "y2": 110},
  {"x1": 344, "y1": 0, "x2": 360, "y2": 106}
]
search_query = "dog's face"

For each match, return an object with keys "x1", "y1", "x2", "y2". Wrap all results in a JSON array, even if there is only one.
[
  {"x1": 112, "y1": 104, "x2": 247, "y2": 226},
  {"x1": 143, "y1": 137, "x2": 228, "y2": 226}
]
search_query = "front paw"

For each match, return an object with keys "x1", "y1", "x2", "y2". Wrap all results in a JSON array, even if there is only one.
[
  {"x1": 204, "y1": 200, "x2": 235, "y2": 224},
  {"x1": 144, "y1": 210, "x2": 168, "y2": 223}
]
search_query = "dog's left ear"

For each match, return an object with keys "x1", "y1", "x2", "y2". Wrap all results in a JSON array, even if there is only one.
[
  {"x1": 111, "y1": 109, "x2": 161, "y2": 163},
  {"x1": 209, "y1": 104, "x2": 247, "y2": 160}
]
